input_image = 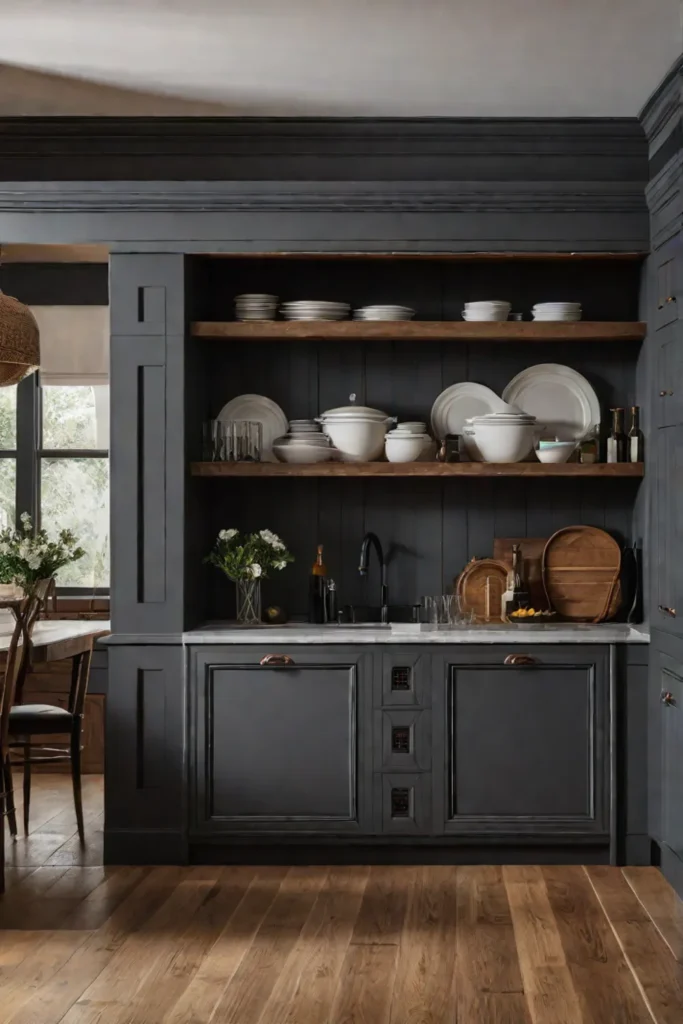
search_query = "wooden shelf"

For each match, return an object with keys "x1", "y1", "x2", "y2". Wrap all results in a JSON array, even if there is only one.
[
  {"x1": 191, "y1": 462, "x2": 645, "y2": 479},
  {"x1": 192, "y1": 321, "x2": 646, "y2": 342}
]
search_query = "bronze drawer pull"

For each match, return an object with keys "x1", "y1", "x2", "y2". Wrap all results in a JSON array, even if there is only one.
[
  {"x1": 667, "y1": 295, "x2": 677, "y2": 303},
  {"x1": 661, "y1": 691, "x2": 675, "y2": 706},
  {"x1": 659, "y1": 605, "x2": 677, "y2": 618},
  {"x1": 660, "y1": 389, "x2": 674, "y2": 397},
  {"x1": 259, "y1": 654, "x2": 295, "y2": 667},
  {"x1": 504, "y1": 654, "x2": 537, "y2": 666}
]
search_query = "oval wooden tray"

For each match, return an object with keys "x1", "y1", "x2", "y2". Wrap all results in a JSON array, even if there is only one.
[
  {"x1": 456, "y1": 557, "x2": 508, "y2": 623},
  {"x1": 542, "y1": 526, "x2": 622, "y2": 622}
]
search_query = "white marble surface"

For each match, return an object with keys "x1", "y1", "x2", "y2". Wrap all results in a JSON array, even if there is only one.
[
  {"x1": 0, "y1": 618, "x2": 110, "y2": 652},
  {"x1": 183, "y1": 622, "x2": 649, "y2": 645}
]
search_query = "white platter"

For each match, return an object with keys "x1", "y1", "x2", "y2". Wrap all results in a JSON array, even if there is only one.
[
  {"x1": 430, "y1": 383, "x2": 508, "y2": 440},
  {"x1": 502, "y1": 364, "x2": 600, "y2": 441},
  {"x1": 217, "y1": 394, "x2": 288, "y2": 462}
]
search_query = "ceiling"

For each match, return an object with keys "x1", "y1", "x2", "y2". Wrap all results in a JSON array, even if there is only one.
[{"x1": 0, "y1": 0, "x2": 681, "y2": 117}]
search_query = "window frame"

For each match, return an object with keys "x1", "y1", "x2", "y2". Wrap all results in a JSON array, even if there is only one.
[{"x1": 0, "y1": 373, "x2": 109, "y2": 596}]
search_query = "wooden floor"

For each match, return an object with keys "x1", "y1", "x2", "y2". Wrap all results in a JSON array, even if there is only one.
[{"x1": 2, "y1": 778, "x2": 683, "y2": 1022}]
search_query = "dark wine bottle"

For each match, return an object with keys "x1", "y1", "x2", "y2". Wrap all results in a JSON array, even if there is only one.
[
  {"x1": 308, "y1": 544, "x2": 327, "y2": 623},
  {"x1": 505, "y1": 543, "x2": 530, "y2": 616},
  {"x1": 627, "y1": 406, "x2": 644, "y2": 463},
  {"x1": 606, "y1": 408, "x2": 626, "y2": 463}
]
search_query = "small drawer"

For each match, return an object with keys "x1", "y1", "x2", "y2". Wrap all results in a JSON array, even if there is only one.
[
  {"x1": 377, "y1": 652, "x2": 429, "y2": 707},
  {"x1": 375, "y1": 773, "x2": 432, "y2": 835},
  {"x1": 374, "y1": 708, "x2": 431, "y2": 771}
]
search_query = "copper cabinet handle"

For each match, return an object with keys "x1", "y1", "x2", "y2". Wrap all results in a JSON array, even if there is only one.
[
  {"x1": 661, "y1": 691, "x2": 675, "y2": 706},
  {"x1": 504, "y1": 654, "x2": 537, "y2": 666},
  {"x1": 658, "y1": 605, "x2": 677, "y2": 618},
  {"x1": 259, "y1": 654, "x2": 295, "y2": 667},
  {"x1": 660, "y1": 390, "x2": 674, "y2": 397}
]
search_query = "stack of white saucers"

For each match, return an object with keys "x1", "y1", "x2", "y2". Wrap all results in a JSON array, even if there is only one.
[
  {"x1": 281, "y1": 300, "x2": 350, "y2": 321},
  {"x1": 463, "y1": 411, "x2": 537, "y2": 463},
  {"x1": 385, "y1": 422, "x2": 433, "y2": 463},
  {"x1": 287, "y1": 418, "x2": 322, "y2": 434},
  {"x1": 532, "y1": 302, "x2": 582, "y2": 321},
  {"x1": 462, "y1": 301, "x2": 511, "y2": 322},
  {"x1": 353, "y1": 305, "x2": 415, "y2": 321},
  {"x1": 234, "y1": 294, "x2": 278, "y2": 321},
  {"x1": 273, "y1": 426, "x2": 334, "y2": 464}
]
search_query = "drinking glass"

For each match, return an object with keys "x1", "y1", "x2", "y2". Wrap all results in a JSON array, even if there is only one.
[
  {"x1": 203, "y1": 420, "x2": 225, "y2": 461},
  {"x1": 226, "y1": 421, "x2": 263, "y2": 461}
]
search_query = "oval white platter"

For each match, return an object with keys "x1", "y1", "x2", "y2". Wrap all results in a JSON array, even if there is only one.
[
  {"x1": 430, "y1": 382, "x2": 509, "y2": 440},
  {"x1": 502, "y1": 364, "x2": 600, "y2": 441},
  {"x1": 217, "y1": 394, "x2": 288, "y2": 463}
]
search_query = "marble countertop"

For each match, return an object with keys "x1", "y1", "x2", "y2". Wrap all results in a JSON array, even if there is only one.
[
  {"x1": 0, "y1": 618, "x2": 110, "y2": 653},
  {"x1": 180, "y1": 622, "x2": 649, "y2": 645}
]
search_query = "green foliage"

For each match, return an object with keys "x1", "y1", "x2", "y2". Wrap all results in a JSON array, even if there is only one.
[
  {"x1": 0, "y1": 512, "x2": 85, "y2": 590},
  {"x1": 206, "y1": 528, "x2": 294, "y2": 582}
]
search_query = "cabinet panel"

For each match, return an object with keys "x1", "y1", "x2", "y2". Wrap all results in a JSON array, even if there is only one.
[
  {"x1": 191, "y1": 647, "x2": 372, "y2": 834},
  {"x1": 654, "y1": 235, "x2": 681, "y2": 330},
  {"x1": 375, "y1": 773, "x2": 432, "y2": 835},
  {"x1": 374, "y1": 708, "x2": 431, "y2": 772},
  {"x1": 656, "y1": 426, "x2": 683, "y2": 637},
  {"x1": 378, "y1": 651, "x2": 429, "y2": 707},
  {"x1": 659, "y1": 654, "x2": 683, "y2": 863},
  {"x1": 435, "y1": 648, "x2": 609, "y2": 838},
  {"x1": 656, "y1": 324, "x2": 683, "y2": 427}
]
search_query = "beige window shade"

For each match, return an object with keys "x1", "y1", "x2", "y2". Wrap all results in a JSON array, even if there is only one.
[{"x1": 30, "y1": 305, "x2": 109, "y2": 386}]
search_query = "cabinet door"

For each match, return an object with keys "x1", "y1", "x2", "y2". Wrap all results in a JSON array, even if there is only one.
[
  {"x1": 658, "y1": 655, "x2": 683, "y2": 862},
  {"x1": 656, "y1": 426, "x2": 683, "y2": 636},
  {"x1": 434, "y1": 648, "x2": 610, "y2": 838},
  {"x1": 656, "y1": 323, "x2": 683, "y2": 428},
  {"x1": 654, "y1": 235, "x2": 681, "y2": 331},
  {"x1": 191, "y1": 647, "x2": 372, "y2": 834}
]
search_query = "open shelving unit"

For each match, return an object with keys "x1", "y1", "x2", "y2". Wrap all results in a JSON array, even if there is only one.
[{"x1": 191, "y1": 461, "x2": 644, "y2": 479}]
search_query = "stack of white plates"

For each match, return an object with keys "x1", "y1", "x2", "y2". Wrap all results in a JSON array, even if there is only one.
[
  {"x1": 281, "y1": 300, "x2": 350, "y2": 321},
  {"x1": 462, "y1": 301, "x2": 511, "y2": 322},
  {"x1": 273, "y1": 431, "x2": 333, "y2": 464},
  {"x1": 532, "y1": 302, "x2": 582, "y2": 321},
  {"x1": 353, "y1": 305, "x2": 415, "y2": 321},
  {"x1": 287, "y1": 418, "x2": 322, "y2": 434},
  {"x1": 234, "y1": 293, "x2": 278, "y2": 321}
]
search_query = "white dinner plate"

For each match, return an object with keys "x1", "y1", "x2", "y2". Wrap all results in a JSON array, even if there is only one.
[
  {"x1": 217, "y1": 394, "x2": 288, "y2": 462},
  {"x1": 430, "y1": 383, "x2": 509, "y2": 440},
  {"x1": 502, "y1": 364, "x2": 600, "y2": 441}
]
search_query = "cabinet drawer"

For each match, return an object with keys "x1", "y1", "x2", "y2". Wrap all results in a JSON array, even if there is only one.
[
  {"x1": 377, "y1": 651, "x2": 429, "y2": 707},
  {"x1": 374, "y1": 773, "x2": 431, "y2": 835},
  {"x1": 374, "y1": 708, "x2": 431, "y2": 772}
]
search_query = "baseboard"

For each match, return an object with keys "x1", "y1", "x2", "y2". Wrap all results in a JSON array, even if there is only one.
[
  {"x1": 104, "y1": 829, "x2": 188, "y2": 865},
  {"x1": 659, "y1": 843, "x2": 683, "y2": 899},
  {"x1": 624, "y1": 834, "x2": 653, "y2": 865}
]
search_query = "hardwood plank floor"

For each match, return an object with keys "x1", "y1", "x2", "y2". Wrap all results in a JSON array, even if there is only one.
[{"x1": 2, "y1": 776, "x2": 683, "y2": 1023}]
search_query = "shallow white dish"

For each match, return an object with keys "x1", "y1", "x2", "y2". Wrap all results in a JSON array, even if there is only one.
[
  {"x1": 502, "y1": 364, "x2": 600, "y2": 442},
  {"x1": 218, "y1": 394, "x2": 288, "y2": 463},
  {"x1": 431, "y1": 383, "x2": 509, "y2": 440},
  {"x1": 534, "y1": 442, "x2": 576, "y2": 464},
  {"x1": 391, "y1": 421, "x2": 428, "y2": 435},
  {"x1": 273, "y1": 443, "x2": 333, "y2": 464},
  {"x1": 462, "y1": 311, "x2": 510, "y2": 322}
]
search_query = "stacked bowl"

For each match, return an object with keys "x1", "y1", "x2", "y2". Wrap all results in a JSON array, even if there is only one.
[
  {"x1": 532, "y1": 302, "x2": 582, "y2": 322},
  {"x1": 385, "y1": 422, "x2": 433, "y2": 462},
  {"x1": 281, "y1": 300, "x2": 349, "y2": 321},
  {"x1": 353, "y1": 305, "x2": 415, "y2": 321},
  {"x1": 317, "y1": 404, "x2": 395, "y2": 462},
  {"x1": 234, "y1": 293, "x2": 278, "y2": 321},
  {"x1": 462, "y1": 411, "x2": 538, "y2": 463},
  {"x1": 462, "y1": 301, "x2": 511, "y2": 322},
  {"x1": 273, "y1": 419, "x2": 334, "y2": 464}
]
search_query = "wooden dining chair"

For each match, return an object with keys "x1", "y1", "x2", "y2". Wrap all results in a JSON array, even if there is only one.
[{"x1": 0, "y1": 588, "x2": 45, "y2": 895}]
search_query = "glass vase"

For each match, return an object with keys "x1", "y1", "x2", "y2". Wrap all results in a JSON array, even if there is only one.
[{"x1": 235, "y1": 578, "x2": 262, "y2": 626}]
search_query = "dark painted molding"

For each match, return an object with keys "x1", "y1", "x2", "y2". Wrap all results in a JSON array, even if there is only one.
[
  {"x1": 640, "y1": 54, "x2": 683, "y2": 156},
  {"x1": 0, "y1": 262, "x2": 108, "y2": 304},
  {"x1": 0, "y1": 117, "x2": 646, "y2": 183}
]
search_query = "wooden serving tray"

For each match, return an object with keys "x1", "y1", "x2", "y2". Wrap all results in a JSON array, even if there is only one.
[
  {"x1": 456, "y1": 557, "x2": 508, "y2": 623},
  {"x1": 542, "y1": 526, "x2": 622, "y2": 622}
]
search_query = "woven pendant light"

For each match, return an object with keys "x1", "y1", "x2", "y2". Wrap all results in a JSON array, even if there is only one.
[{"x1": 0, "y1": 290, "x2": 40, "y2": 386}]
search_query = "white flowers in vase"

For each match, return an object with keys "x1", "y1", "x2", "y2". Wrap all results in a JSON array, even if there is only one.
[{"x1": 206, "y1": 528, "x2": 294, "y2": 582}]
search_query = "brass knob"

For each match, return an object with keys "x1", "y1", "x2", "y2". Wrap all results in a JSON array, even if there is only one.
[
  {"x1": 660, "y1": 389, "x2": 674, "y2": 397},
  {"x1": 659, "y1": 605, "x2": 677, "y2": 618},
  {"x1": 259, "y1": 654, "x2": 295, "y2": 667},
  {"x1": 661, "y1": 691, "x2": 675, "y2": 706},
  {"x1": 667, "y1": 296, "x2": 676, "y2": 303},
  {"x1": 504, "y1": 654, "x2": 537, "y2": 666}
]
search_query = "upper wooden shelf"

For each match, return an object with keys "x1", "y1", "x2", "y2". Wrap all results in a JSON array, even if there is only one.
[
  {"x1": 192, "y1": 321, "x2": 646, "y2": 342},
  {"x1": 191, "y1": 462, "x2": 644, "y2": 479}
]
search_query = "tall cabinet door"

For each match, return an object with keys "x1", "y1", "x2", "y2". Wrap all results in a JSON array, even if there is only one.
[
  {"x1": 656, "y1": 425, "x2": 683, "y2": 636},
  {"x1": 659, "y1": 655, "x2": 683, "y2": 864}
]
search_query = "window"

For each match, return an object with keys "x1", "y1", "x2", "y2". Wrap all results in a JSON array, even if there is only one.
[{"x1": 0, "y1": 376, "x2": 110, "y2": 592}]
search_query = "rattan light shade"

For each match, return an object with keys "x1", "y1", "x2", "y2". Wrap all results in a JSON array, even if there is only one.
[{"x1": 0, "y1": 291, "x2": 40, "y2": 385}]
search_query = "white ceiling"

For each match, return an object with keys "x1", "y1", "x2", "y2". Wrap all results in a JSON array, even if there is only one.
[{"x1": 0, "y1": 0, "x2": 681, "y2": 117}]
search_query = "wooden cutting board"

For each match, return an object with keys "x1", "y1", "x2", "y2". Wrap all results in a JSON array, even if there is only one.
[
  {"x1": 456, "y1": 557, "x2": 508, "y2": 623},
  {"x1": 542, "y1": 526, "x2": 622, "y2": 622}
]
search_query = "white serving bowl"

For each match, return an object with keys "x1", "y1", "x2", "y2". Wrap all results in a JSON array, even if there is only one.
[
  {"x1": 534, "y1": 442, "x2": 576, "y2": 464},
  {"x1": 462, "y1": 310, "x2": 510, "y2": 322},
  {"x1": 392, "y1": 421, "x2": 428, "y2": 434},
  {"x1": 322, "y1": 417, "x2": 391, "y2": 462},
  {"x1": 385, "y1": 434, "x2": 430, "y2": 463},
  {"x1": 273, "y1": 443, "x2": 333, "y2": 464},
  {"x1": 468, "y1": 422, "x2": 536, "y2": 463},
  {"x1": 319, "y1": 404, "x2": 390, "y2": 421}
]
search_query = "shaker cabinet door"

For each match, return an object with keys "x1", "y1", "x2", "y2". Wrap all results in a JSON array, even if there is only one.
[
  {"x1": 190, "y1": 647, "x2": 372, "y2": 834},
  {"x1": 656, "y1": 427, "x2": 683, "y2": 637},
  {"x1": 657, "y1": 324, "x2": 683, "y2": 428},
  {"x1": 659, "y1": 655, "x2": 683, "y2": 864},
  {"x1": 654, "y1": 235, "x2": 682, "y2": 331}
]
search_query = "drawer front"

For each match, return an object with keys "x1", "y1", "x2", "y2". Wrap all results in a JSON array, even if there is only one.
[
  {"x1": 377, "y1": 651, "x2": 430, "y2": 707},
  {"x1": 374, "y1": 708, "x2": 431, "y2": 772},
  {"x1": 375, "y1": 773, "x2": 432, "y2": 835}
]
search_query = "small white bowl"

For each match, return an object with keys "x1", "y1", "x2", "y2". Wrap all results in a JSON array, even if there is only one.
[
  {"x1": 385, "y1": 434, "x2": 430, "y2": 463},
  {"x1": 273, "y1": 443, "x2": 333, "y2": 464},
  {"x1": 534, "y1": 442, "x2": 576, "y2": 464}
]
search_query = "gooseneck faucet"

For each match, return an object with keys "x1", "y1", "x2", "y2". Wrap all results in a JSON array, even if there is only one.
[{"x1": 358, "y1": 532, "x2": 389, "y2": 624}]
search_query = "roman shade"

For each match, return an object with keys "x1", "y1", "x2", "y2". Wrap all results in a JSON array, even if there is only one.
[{"x1": 29, "y1": 305, "x2": 109, "y2": 386}]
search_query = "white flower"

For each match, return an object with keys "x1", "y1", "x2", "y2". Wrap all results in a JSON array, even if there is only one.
[
  {"x1": 20, "y1": 512, "x2": 31, "y2": 526},
  {"x1": 274, "y1": 560, "x2": 287, "y2": 571},
  {"x1": 249, "y1": 563, "x2": 262, "y2": 578},
  {"x1": 259, "y1": 529, "x2": 285, "y2": 550},
  {"x1": 219, "y1": 528, "x2": 238, "y2": 542},
  {"x1": 27, "y1": 554, "x2": 42, "y2": 571}
]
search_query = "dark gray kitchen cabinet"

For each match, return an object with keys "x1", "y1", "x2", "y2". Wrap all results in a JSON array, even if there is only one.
[
  {"x1": 658, "y1": 653, "x2": 683, "y2": 865},
  {"x1": 190, "y1": 646, "x2": 372, "y2": 834},
  {"x1": 432, "y1": 647, "x2": 610, "y2": 839},
  {"x1": 653, "y1": 234, "x2": 681, "y2": 331},
  {"x1": 656, "y1": 426, "x2": 683, "y2": 637},
  {"x1": 656, "y1": 324, "x2": 683, "y2": 427}
]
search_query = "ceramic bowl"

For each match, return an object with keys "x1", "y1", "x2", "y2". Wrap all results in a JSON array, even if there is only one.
[
  {"x1": 393, "y1": 421, "x2": 428, "y2": 434},
  {"x1": 273, "y1": 443, "x2": 333, "y2": 464},
  {"x1": 385, "y1": 433, "x2": 430, "y2": 463},
  {"x1": 534, "y1": 442, "x2": 577, "y2": 464},
  {"x1": 321, "y1": 417, "x2": 391, "y2": 461},
  {"x1": 469, "y1": 422, "x2": 536, "y2": 463}
]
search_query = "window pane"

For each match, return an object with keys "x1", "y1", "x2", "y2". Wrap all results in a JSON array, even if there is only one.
[
  {"x1": 42, "y1": 385, "x2": 109, "y2": 450},
  {"x1": 41, "y1": 457, "x2": 109, "y2": 587},
  {"x1": 0, "y1": 459, "x2": 16, "y2": 530},
  {"x1": 0, "y1": 385, "x2": 17, "y2": 449}
]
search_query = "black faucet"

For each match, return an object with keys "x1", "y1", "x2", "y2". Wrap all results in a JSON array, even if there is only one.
[{"x1": 358, "y1": 532, "x2": 389, "y2": 624}]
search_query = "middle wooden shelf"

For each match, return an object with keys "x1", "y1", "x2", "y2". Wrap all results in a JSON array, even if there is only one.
[{"x1": 191, "y1": 461, "x2": 644, "y2": 478}]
